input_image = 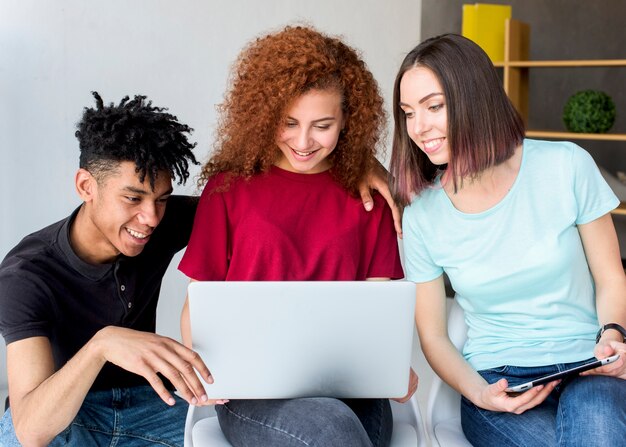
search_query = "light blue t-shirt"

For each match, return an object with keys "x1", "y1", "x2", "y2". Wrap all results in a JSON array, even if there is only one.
[{"x1": 403, "y1": 139, "x2": 619, "y2": 370}]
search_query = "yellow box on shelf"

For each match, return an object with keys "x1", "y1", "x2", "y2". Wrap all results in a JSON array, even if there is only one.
[{"x1": 462, "y1": 3, "x2": 512, "y2": 63}]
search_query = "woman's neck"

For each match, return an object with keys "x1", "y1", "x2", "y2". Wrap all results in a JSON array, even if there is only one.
[{"x1": 442, "y1": 144, "x2": 523, "y2": 214}]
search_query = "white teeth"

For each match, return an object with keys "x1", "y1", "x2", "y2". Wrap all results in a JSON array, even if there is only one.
[
  {"x1": 126, "y1": 228, "x2": 148, "y2": 239},
  {"x1": 293, "y1": 148, "x2": 316, "y2": 157},
  {"x1": 424, "y1": 138, "x2": 443, "y2": 149}
]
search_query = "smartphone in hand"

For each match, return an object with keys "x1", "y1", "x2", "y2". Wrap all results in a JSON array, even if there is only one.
[{"x1": 505, "y1": 354, "x2": 620, "y2": 393}]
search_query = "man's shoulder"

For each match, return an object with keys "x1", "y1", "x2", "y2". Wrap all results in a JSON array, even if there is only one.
[
  {"x1": 162, "y1": 195, "x2": 198, "y2": 220},
  {"x1": 167, "y1": 194, "x2": 199, "y2": 207},
  {"x1": 0, "y1": 216, "x2": 71, "y2": 338},
  {"x1": 145, "y1": 195, "x2": 198, "y2": 253},
  {"x1": 0, "y1": 215, "x2": 70, "y2": 274}
]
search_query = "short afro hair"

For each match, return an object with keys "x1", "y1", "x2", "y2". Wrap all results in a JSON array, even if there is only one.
[{"x1": 75, "y1": 92, "x2": 198, "y2": 188}]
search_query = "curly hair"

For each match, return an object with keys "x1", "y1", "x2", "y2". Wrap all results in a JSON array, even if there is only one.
[
  {"x1": 76, "y1": 91, "x2": 199, "y2": 188},
  {"x1": 198, "y1": 25, "x2": 386, "y2": 195}
]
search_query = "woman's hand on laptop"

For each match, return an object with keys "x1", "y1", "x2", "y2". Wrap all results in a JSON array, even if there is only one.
[
  {"x1": 189, "y1": 396, "x2": 229, "y2": 406},
  {"x1": 391, "y1": 367, "x2": 419, "y2": 403}
]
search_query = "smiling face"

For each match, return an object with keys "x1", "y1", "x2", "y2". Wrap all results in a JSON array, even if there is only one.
[
  {"x1": 72, "y1": 161, "x2": 173, "y2": 263},
  {"x1": 399, "y1": 66, "x2": 449, "y2": 166},
  {"x1": 275, "y1": 89, "x2": 344, "y2": 174}
]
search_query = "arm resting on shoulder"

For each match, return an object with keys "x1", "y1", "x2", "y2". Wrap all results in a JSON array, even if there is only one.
[{"x1": 358, "y1": 158, "x2": 403, "y2": 237}]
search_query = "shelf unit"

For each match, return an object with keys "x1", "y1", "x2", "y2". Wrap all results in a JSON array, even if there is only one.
[{"x1": 493, "y1": 19, "x2": 626, "y2": 215}]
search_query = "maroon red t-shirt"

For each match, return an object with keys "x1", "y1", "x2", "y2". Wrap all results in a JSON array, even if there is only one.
[{"x1": 179, "y1": 166, "x2": 403, "y2": 281}]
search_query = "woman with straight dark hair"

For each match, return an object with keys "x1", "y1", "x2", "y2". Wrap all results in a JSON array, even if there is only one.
[{"x1": 391, "y1": 33, "x2": 626, "y2": 446}]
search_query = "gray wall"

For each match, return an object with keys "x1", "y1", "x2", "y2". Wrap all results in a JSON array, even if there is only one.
[
  {"x1": 421, "y1": 0, "x2": 626, "y2": 173},
  {"x1": 0, "y1": 0, "x2": 422, "y2": 392}
]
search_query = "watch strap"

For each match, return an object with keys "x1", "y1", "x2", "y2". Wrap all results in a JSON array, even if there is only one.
[{"x1": 595, "y1": 323, "x2": 626, "y2": 343}]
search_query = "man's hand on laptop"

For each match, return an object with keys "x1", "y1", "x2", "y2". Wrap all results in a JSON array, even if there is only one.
[
  {"x1": 93, "y1": 326, "x2": 215, "y2": 406},
  {"x1": 391, "y1": 368, "x2": 419, "y2": 403}
]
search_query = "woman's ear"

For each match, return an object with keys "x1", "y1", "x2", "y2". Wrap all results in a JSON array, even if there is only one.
[{"x1": 75, "y1": 168, "x2": 97, "y2": 202}]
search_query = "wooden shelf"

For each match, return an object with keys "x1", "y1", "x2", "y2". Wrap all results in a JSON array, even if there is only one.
[
  {"x1": 500, "y1": 19, "x2": 626, "y2": 133},
  {"x1": 498, "y1": 20, "x2": 626, "y2": 217},
  {"x1": 525, "y1": 131, "x2": 626, "y2": 141},
  {"x1": 612, "y1": 202, "x2": 626, "y2": 216},
  {"x1": 495, "y1": 59, "x2": 626, "y2": 68}
]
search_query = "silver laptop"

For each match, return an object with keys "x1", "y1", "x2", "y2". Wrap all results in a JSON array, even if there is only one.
[{"x1": 188, "y1": 281, "x2": 416, "y2": 399}]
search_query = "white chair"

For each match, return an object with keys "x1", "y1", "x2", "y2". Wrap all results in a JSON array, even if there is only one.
[
  {"x1": 184, "y1": 405, "x2": 229, "y2": 447},
  {"x1": 1, "y1": 388, "x2": 8, "y2": 413},
  {"x1": 1, "y1": 340, "x2": 8, "y2": 412},
  {"x1": 425, "y1": 299, "x2": 472, "y2": 447},
  {"x1": 185, "y1": 392, "x2": 428, "y2": 447}
]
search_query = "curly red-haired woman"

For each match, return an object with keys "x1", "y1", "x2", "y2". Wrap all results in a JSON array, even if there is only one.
[{"x1": 178, "y1": 25, "x2": 413, "y2": 447}]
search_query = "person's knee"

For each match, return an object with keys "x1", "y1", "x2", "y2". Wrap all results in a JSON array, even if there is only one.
[
  {"x1": 217, "y1": 398, "x2": 372, "y2": 446},
  {"x1": 0, "y1": 410, "x2": 23, "y2": 447},
  {"x1": 564, "y1": 375, "x2": 626, "y2": 414},
  {"x1": 308, "y1": 398, "x2": 371, "y2": 446},
  {"x1": 559, "y1": 376, "x2": 626, "y2": 444},
  {"x1": 461, "y1": 396, "x2": 555, "y2": 447}
]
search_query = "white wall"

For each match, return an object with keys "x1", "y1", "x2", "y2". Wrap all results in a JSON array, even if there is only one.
[{"x1": 0, "y1": 0, "x2": 422, "y2": 391}]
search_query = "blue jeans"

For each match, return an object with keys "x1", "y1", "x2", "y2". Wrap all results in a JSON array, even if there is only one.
[
  {"x1": 0, "y1": 386, "x2": 189, "y2": 446},
  {"x1": 461, "y1": 360, "x2": 626, "y2": 447},
  {"x1": 216, "y1": 398, "x2": 393, "y2": 446}
]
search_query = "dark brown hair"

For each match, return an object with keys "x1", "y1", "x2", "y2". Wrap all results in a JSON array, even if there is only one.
[
  {"x1": 198, "y1": 25, "x2": 385, "y2": 195},
  {"x1": 390, "y1": 34, "x2": 525, "y2": 206}
]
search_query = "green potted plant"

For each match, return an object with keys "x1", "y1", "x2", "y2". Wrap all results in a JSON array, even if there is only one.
[{"x1": 563, "y1": 90, "x2": 616, "y2": 133}]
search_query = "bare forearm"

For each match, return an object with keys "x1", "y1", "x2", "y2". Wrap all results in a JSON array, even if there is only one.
[
  {"x1": 413, "y1": 280, "x2": 488, "y2": 405},
  {"x1": 10, "y1": 336, "x2": 107, "y2": 446},
  {"x1": 596, "y1": 277, "x2": 626, "y2": 343},
  {"x1": 181, "y1": 296, "x2": 192, "y2": 348},
  {"x1": 580, "y1": 215, "x2": 626, "y2": 339},
  {"x1": 420, "y1": 334, "x2": 486, "y2": 405}
]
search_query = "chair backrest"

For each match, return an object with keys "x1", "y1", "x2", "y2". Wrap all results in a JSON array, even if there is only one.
[
  {"x1": 0, "y1": 338, "x2": 7, "y2": 391},
  {"x1": 1, "y1": 338, "x2": 8, "y2": 412},
  {"x1": 426, "y1": 298, "x2": 468, "y2": 440},
  {"x1": 389, "y1": 390, "x2": 428, "y2": 447},
  {"x1": 184, "y1": 404, "x2": 221, "y2": 447}
]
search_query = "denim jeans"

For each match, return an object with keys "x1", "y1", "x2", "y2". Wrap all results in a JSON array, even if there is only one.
[
  {"x1": 0, "y1": 385, "x2": 189, "y2": 446},
  {"x1": 461, "y1": 359, "x2": 626, "y2": 447},
  {"x1": 215, "y1": 397, "x2": 393, "y2": 446}
]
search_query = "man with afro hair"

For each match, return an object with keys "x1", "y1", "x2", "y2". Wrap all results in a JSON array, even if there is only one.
[
  {"x1": 0, "y1": 91, "x2": 400, "y2": 446},
  {"x1": 0, "y1": 92, "x2": 212, "y2": 446}
]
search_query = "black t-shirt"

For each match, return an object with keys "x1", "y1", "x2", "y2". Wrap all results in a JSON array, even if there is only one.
[{"x1": 0, "y1": 195, "x2": 197, "y2": 390}]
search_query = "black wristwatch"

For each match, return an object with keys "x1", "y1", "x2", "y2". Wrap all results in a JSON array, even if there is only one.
[{"x1": 595, "y1": 323, "x2": 626, "y2": 343}]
